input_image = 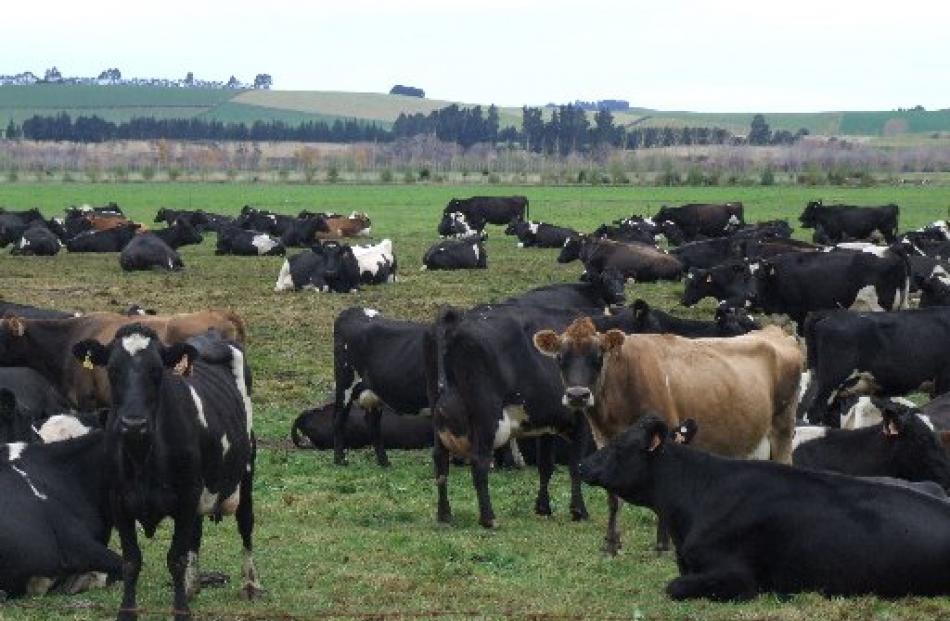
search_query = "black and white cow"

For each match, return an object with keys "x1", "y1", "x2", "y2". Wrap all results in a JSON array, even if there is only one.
[
  {"x1": 917, "y1": 264, "x2": 950, "y2": 307},
  {"x1": 505, "y1": 220, "x2": 578, "y2": 248},
  {"x1": 559, "y1": 237, "x2": 683, "y2": 282},
  {"x1": 437, "y1": 211, "x2": 481, "y2": 238},
  {"x1": 273, "y1": 242, "x2": 362, "y2": 293},
  {"x1": 215, "y1": 226, "x2": 285, "y2": 256},
  {"x1": 628, "y1": 299, "x2": 760, "y2": 337},
  {"x1": 653, "y1": 202, "x2": 744, "y2": 241},
  {"x1": 72, "y1": 325, "x2": 262, "y2": 620},
  {"x1": 443, "y1": 196, "x2": 528, "y2": 231},
  {"x1": 332, "y1": 308, "x2": 432, "y2": 467},
  {"x1": 422, "y1": 237, "x2": 487, "y2": 270},
  {"x1": 65, "y1": 224, "x2": 140, "y2": 253},
  {"x1": 799, "y1": 308, "x2": 950, "y2": 426},
  {"x1": 505, "y1": 269, "x2": 626, "y2": 308},
  {"x1": 579, "y1": 415, "x2": 950, "y2": 599},
  {"x1": 800, "y1": 201, "x2": 899, "y2": 244},
  {"x1": 154, "y1": 218, "x2": 204, "y2": 249},
  {"x1": 10, "y1": 224, "x2": 63, "y2": 256},
  {"x1": 352, "y1": 239, "x2": 397, "y2": 284},
  {"x1": 119, "y1": 233, "x2": 184, "y2": 272}
]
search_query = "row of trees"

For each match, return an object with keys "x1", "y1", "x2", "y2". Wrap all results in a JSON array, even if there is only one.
[{"x1": 6, "y1": 106, "x2": 806, "y2": 153}]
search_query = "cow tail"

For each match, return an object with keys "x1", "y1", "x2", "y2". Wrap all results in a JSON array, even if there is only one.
[{"x1": 290, "y1": 412, "x2": 311, "y2": 448}]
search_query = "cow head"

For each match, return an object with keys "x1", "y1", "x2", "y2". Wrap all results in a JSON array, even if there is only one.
[
  {"x1": 799, "y1": 201, "x2": 823, "y2": 228},
  {"x1": 630, "y1": 299, "x2": 659, "y2": 333},
  {"x1": 714, "y1": 303, "x2": 760, "y2": 335},
  {"x1": 578, "y1": 415, "x2": 677, "y2": 506},
  {"x1": 533, "y1": 316, "x2": 625, "y2": 411},
  {"x1": 592, "y1": 268, "x2": 626, "y2": 306},
  {"x1": 438, "y1": 212, "x2": 474, "y2": 238},
  {"x1": 72, "y1": 324, "x2": 197, "y2": 440},
  {"x1": 682, "y1": 262, "x2": 753, "y2": 307},
  {"x1": 879, "y1": 401, "x2": 950, "y2": 491},
  {"x1": 171, "y1": 218, "x2": 204, "y2": 246},
  {"x1": 557, "y1": 235, "x2": 584, "y2": 263},
  {"x1": 319, "y1": 242, "x2": 361, "y2": 293},
  {"x1": 658, "y1": 220, "x2": 685, "y2": 246}
]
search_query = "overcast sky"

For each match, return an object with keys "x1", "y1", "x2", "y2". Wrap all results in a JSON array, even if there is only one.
[{"x1": 5, "y1": 0, "x2": 947, "y2": 112}]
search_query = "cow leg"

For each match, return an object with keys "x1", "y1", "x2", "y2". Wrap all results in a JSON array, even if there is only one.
[
  {"x1": 471, "y1": 426, "x2": 497, "y2": 528},
  {"x1": 167, "y1": 511, "x2": 196, "y2": 621},
  {"x1": 655, "y1": 515, "x2": 671, "y2": 553},
  {"x1": 115, "y1": 515, "x2": 142, "y2": 621},
  {"x1": 183, "y1": 517, "x2": 202, "y2": 599},
  {"x1": 568, "y1": 424, "x2": 590, "y2": 521},
  {"x1": 666, "y1": 564, "x2": 756, "y2": 602},
  {"x1": 769, "y1": 398, "x2": 797, "y2": 465},
  {"x1": 534, "y1": 435, "x2": 555, "y2": 517},
  {"x1": 366, "y1": 406, "x2": 390, "y2": 468},
  {"x1": 237, "y1": 464, "x2": 264, "y2": 599},
  {"x1": 433, "y1": 434, "x2": 452, "y2": 523},
  {"x1": 602, "y1": 493, "x2": 622, "y2": 556},
  {"x1": 332, "y1": 359, "x2": 357, "y2": 465}
]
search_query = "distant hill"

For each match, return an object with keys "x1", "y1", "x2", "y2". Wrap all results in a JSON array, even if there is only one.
[{"x1": 1, "y1": 84, "x2": 947, "y2": 137}]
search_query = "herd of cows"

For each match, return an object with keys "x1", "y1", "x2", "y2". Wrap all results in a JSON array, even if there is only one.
[{"x1": 6, "y1": 193, "x2": 950, "y2": 617}]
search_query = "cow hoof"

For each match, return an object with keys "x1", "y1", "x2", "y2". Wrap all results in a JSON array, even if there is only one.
[
  {"x1": 570, "y1": 506, "x2": 590, "y2": 522},
  {"x1": 436, "y1": 511, "x2": 453, "y2": 524},
  {"x1": 376, "y1": 458, "x2": 391, "y2": 468},
  {"x1": 479, "y1": 517, "x2": 498, "y2": 529},
  {"x1": 333, "y1": 457, "x2": 348, "y2": 466},
  {"x1": 534, "y1": 500, "x2": 552, "y2": 517},
  {"x1": 240, "y1": 582, "x2": 265, "y2": 601},
  {"x1": 601, "y1": 537, "x2": 622, "y2": 556}
]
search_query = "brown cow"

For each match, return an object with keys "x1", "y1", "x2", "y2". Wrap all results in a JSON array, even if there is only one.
[
  {"x1": 86, "y1": 213, "x2": 136, "y2": 231},
  {"x1": 318, "y1": 212, "x2": 372, "y2": 238},
  {"x1": 0, "y1": 310, "x2": 246, "y2": 409},
  {"x1": 533, "y1": 318, "x2": 801, "y2": 554}
]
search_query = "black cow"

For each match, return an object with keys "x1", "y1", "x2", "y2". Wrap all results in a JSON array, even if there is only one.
[
  {"x1": 200, "y1": 213, "x2": 236, "y2": 233},
  {"x1": 0, "y1": 431, "x2": 122, "y2": 598},
  {"x1": 66, "y1": 224, "x2": 140, "y2": 253},
  {"x1": 0, "y1": 301, "x2": 74, "y2": 320},
  {"x1": 580, "y1": 415, "x2": 950, "y2": 600},
  {"x1": 591, "y1": 219, "x2": 657, "y2": 245},
  {"x1": 669, "y1": 238, "x2": 738, "y2": 269},
  {"x1": 332, "y1": 308, "x2": 430, "y2": 466},
  {"x1": 800, "y1": 200, "x2": 899, "y2": 244},
  {"x1": 154, "y1": 218, "x2": 204, "y2": 249},
  {"x1": 799, "y1": 308, "x2": 950, "y2": 426},
  {"x1": 280, "y1": 215, "x2": 329, "y2": 247},
  {"x1": 505, "y1": 269, "x2": 626, "y2": 308},
  {"x1": 653, "y1": 202, "x2": 744, "y2": 241},
  {"x1": 422, "y1": 237, "x2": 487, "y2": 270},
  {"x1": 0, "y1": 367, "x2": 73, "y2": 443},
  {"x1": 61, "y1": 208, "x2": 94, "y2": 239},
  {"x1": 628, "y1": 299, "x2": 760, "y2": 337},
  {"x1": 274, "y1": 242, "x2": 361, "y2": 293},
  {"x1": 738, "y1": 237, "x2": 821, "y2": 262},
  {"x1": 506, "y1": 220, "x2": 578, "y2": 248},
  {"x1": 560, "y1": 237, "x2": 683, "y2": 282},
  {"x1": 119, "y1": 234, "x2": 184, "y2": 272},
  {"x1": 794, "y1": 401, "x2": 950, "y2": 491},
  {"x1": 72, "y1": 325, "x2": 262, "y2": 620},
  {"x1": 153, "y1": 209, "x2": 210, "y2": 231},
  {"x1": 215, "y1": 226, "x2": 285, "y2": 256},
  {"x1": 444, "y1": 196, "x2": 528, "y2": 230},
  {"x1": 426, "y1": 303, "x2": 642, "y2": 528},
  {"x1": 292, "y1": 401, "x2": 433, "y2": 450},
  {"x1": 0, "y1": 209, "x2": 46, "y2": 247},
  {"x1": 683, "y1": 250, "x2": 909, "y2": 331},
  {"x1": 10, "y1": 223, "x2": 63, "y2": 256}
]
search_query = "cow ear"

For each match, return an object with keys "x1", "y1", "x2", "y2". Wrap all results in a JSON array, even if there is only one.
[
  {"x1": 881, "y1": 407, "x2": 905, "y2": 438},
  {"x1": 643, "y1": 416, "x2": 669, "y2": 452},
  {"x1": 162, "y1": 343, "x2": 199, "y2": 376},
  {"x1": 72, "y1": 339, "x2": 110, "y2": 368},
  {"x1": 533, "y1": 330, "x2": 561, "y2": 357},
  {"x1": 601, "y1": 329, "x2": 625, "y2": 353},
  {"x1": 2, "y1": 315, "x2": 26, "y2": 337}
]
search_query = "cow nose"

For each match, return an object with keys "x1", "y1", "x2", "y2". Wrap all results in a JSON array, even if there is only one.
[
  {"x1": 564, "y1": 386, "x2": 592, "y2": 407},
  {"x1": 119, "y1": 416, "x2": 147, "y2": 434}
]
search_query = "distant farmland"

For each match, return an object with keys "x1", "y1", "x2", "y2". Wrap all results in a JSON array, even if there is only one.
[{"x1": 1, "y1": 84, "x2": 948, "y2": 137}]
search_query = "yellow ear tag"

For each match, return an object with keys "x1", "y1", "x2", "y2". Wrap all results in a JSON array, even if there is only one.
[{"x1": 82, "y1": 353, "x2": 94, "y2": 370}]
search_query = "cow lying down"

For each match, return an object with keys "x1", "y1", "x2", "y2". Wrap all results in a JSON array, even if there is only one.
[{"x1": 580, "y1": 416, "x2": 950, "y2": 600}]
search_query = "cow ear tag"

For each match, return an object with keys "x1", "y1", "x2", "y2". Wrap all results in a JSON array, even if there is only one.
[
  {"x1": 705, "y1": 274, "x2": 712, "y2": 283},
  {"x1": 82, "y1": 353, "x2": 94, "y2": 370}
]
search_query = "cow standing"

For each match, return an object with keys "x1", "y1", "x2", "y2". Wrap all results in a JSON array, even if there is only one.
[
  {"x1": 799, "y1": 201, "x2": 899, "y2": 244},
  {"x1": 73, "y1": 325, "x2": 262, "y2": 620}
]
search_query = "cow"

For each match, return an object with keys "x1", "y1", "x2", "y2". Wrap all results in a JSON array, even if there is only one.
[
  {"x1": 628, "y1": 299, "x2": 760, "y2": 337},
  {"x1": 10, "y1": 224, "x2": 63, "y2": 256},
  {"x1": 320, "y1": 212, "x2": 372, "y2": 238},
  {"x1": 154, "y1": 218, "x2": 204, "y2": 249},
  {"x1": 504, "y1": 269, "x2": 626, "y2": 309},
  {"x1": 426, "y1": 302, "x2": 653, "y2": 529},
  {"x1": 154, "y1": 208, "x2": 210, "y2": 231},
  {"x1": 279, "y1": 215, "x2": 329, "y2": 247},
  {"x1": 917, "y1": 264, "x2": 950, "y2": 307},
  {"x1": 683, "y1": 250, "x2": 910, "y2": 332},
  {"x1": 0, "y1": 429, "x2": 122, "y2": 598},
  {"x1": 533, "y1": 319, "x2": 801, "y2": 554},
  {"x1": 669, "y1": 238, "x2": 738, "y2": 270},
  {"x1": 444, "y1": 196, "x2": 528, "y2": 230},
  {"x1": 0, "y1": 301, "x2": 75, "y2": 320},
  {"x1": 737, "y1": 237, "x2": 821, "y2": 262},
  {"x1": 0, "y1": 209, "x2": 46, "y2": 247},
  {"x1": 235, "y1": 205, "x2": 281, "y2": 235},
  {"x1": 72, "y1": 324, "x2": 262, "y2": 619},
  {"x1": 653, "y1": 202, "x2": 744, "y2": 241},
  {"x1": 798, "y1": 308, "x2": 950, "y2": 426},
  {"x1": 0, "y1": 368, "x2": 73, "y2": 443},
  {"x1": 799, "y1": 200, "x2": 899, "y2": 244},
  {"x1": 86, "y1": 213, "x2": 134, "y2": 232},
  {"x1": 292, "y1": 401, "x2": 433, "y2": 451},
  {"x1": 119, "y1": 234, "x2": 184, "y2": 272},
  {"x1": 794, "y1": 400, "x2": 950, "y2": 492},
  {"x1": 274, "y1": 242, "x2": 361, "y2": 293},
  {"x1": 592, "y1": 216, "x2": 661, "y2": 245},
  {"x1": 352, "y1": 238, "x2": 397, "y2": 284},
  {"x1": 65, "y1": 224, "x2": 140, "y2": 253},
  {"x1": 505, "y1": 220, "x2": 578, "y2": 248},
  {"x1": 437, "y1": 211, "x2": 482, "y2": 238},
  {"x1": 215, "y1": 226, "x2": 285, "y2": 256},
  {"x1": 580, "y1": 415, "x2": 950, "y2": 600},
  {"x1": 0, "y1": 310, "x2": 246, "y2": 410},
  {"x1": 422, "y1": 237, "x2": 487, "y2": 270},
  {"x1": 559, "y1": 237, "x2": 682, "y2": 282}
]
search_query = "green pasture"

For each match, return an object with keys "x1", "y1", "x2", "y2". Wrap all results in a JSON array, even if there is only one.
[{"x1": 2, "y1": 184, "x2": 950, "y2": 620}]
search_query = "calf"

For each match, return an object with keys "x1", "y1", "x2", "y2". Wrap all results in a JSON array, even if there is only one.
[
  {"x1": 580, "y1": 415, "x2": 950, "y2": 600},
  {"x1": 215, "y1": 226, "x2": 285, "y2": 256},
  {"x1": 534, "y1": 320, "x2": 801, "y2": 553},
  {"x1": 505, "y1": 269, "x2": 626, "y2": 308},
  {"x1": 794, "y1": 402, "x2": 950, "y2": 491},
  {"x1": 292, "y1": 401, "x2": 433, "y2": 451},
  {"x1": 73, "y1": 325, "x2": 262, "y2": 620},
  {"x1": 154, "y1": 218, "x2": 204, "y2": 249},
  {"x1": 629, "y1": 299, "x2": 759, "y2": 337},
  {"x1": 352, "y1": 238, "x2": 397, "y2": 284},
  {"x1": 800, "y1": 200, "x2": 899, "y2": 244},
  {"x1": 10, "y1": 224, "x2": 63, "y2": 256},
  {"x1": 560, "y1": 237, "x2": 682, "y2": 282},
  {"x1": 422, "y1": 237, "x2": 487, "y2": 270},
  {"x1": 654, "y1": 202, "x2": 744, "y2": 241},
  {"x1": 65, "y1": 223, "x2": 140, "y2": 253},
  {"x1": 506, "y1": 220, "x2": 578, "y2": 248},
  {"x1": 120, "y1": 233, "x2": 184, "y2": 272}
]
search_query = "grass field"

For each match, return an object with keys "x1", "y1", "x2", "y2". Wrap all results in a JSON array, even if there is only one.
[{"x1": 3, "y1": 183, "x2": 950, "y2": 620}]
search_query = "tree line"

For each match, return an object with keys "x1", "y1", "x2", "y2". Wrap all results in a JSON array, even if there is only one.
[{"x1": 6, "y1": 106, "x2": 806, "y2": 152}]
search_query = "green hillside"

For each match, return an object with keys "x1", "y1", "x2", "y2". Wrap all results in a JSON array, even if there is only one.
[{"x1": 0, "y1": 84, "x2": 947, "y2": 137}]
